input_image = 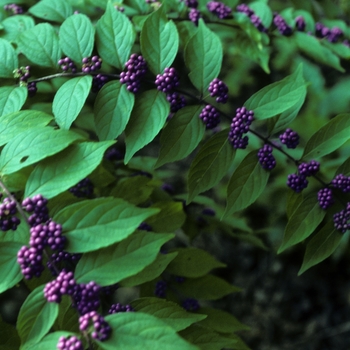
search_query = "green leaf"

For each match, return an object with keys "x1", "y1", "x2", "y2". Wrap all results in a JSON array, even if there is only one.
[
  {"x1": 140, "y1": 5, "x2": 179, "y2": 74},
  {"x1": 23, "y1": 332, "x2": 76, "y2": 350},
  {"x1": 17, "y1": 285, "x2": 59, "y2": 349},
  {"x1": 155, "y1": 106, "x2": 205, "y2": 168},
  {"x1": 125, "y1": 90, "x2": 169, "y2": 163},
  {"x1": 94, "y1": 81, "x2": 134, "y2": 140},
  {"x1": 54, "y1": 198, "x2": 160, "y2": 253},
  {"x1": 24, "y1": 140, "x2": 114, "y2": 199},
  {"x1": 0, "y1": 39, "x2": 18, "y2": 77},
  {"x1": 298, "y1": 222, "x2": 343, "y2": 275},
  {"x1": 0, "y1": 127, "x2": 83, "y2": 175},
  {"x1": 244, "y1": 64, "x2": 306, "y2": 120},
  {"x1": 29, "y1": 0, "x2": 73, "y2": 22},
  {"x1": 278, "y1": 192, "x2": 326, "y2": 253},
  {"x1": 17, "y1": 23, "x2": 61, "y2": 67},
  {"x1": 95, "y1": 312, "x2": 199, "y2": 350},
  {"x1": 0, "y1": 110, "x2": 52, "y2": 146},
  {"x1": 0, "y1": 242, "x2": 22, "y2": 293},
  {"x1": 223, "y1": 150, "x2": 270, "y2": 218},
  {"x1": 74, "y1": 231, "x2": 174, "y2": 285},
  {"x1": 302, "y1": 113, "x2": 350, "y2": 160},
  {"x1": 322, "y1": 40, "x2": 350, "y2": 60},
  {"x1": 121, "y1": 252, "x2": 177, "y2": 287},
  {"x1": 131, "y1": 297, "x2": 207, "y2": 332},
  {"x1": 286, "y1": 190, "x2": 303, "y2": 219},
  {"x1": 52, "y1": 75, "x2": 93, "y2": 130},
  {"x1": 176, "y1": 275, "x2": 241, "y2": 300},
  {"x1": 0, "y1": 86, "x2": 28, "y2": 118},
  {"x1": 59, "y1": 14, "x2": 95, "y2": 62},
  {"x1": 166, "y1": 247, "x2": 226, "y2": 278},
  {"x1": 96, "y1": 2, "x2": 135, "y2": 70},
  {"x1": 184, "y1": 19, "x2": 222, "y2": 93},
  {"x1": 197, "y1": 307, "x2": 250, "y2": 333},
  {"x1": 0, "y1": 319, "x2": 20, "y2": 350},
  {"x1": 249, "y1": 1, "x2": 273, "y2": 28},
  {"x1": 294, "y1": 32, "x2": 344, "y2": 72},
  {"x1": 146, "y1": 201, "x2": 186, "y2": 232},
  {"x1": 1, "y1": 15, "x2": 35, "y2": 42},
  {"x1": 179, "y1": 324, "x2": 238, "y2": 350},
  {"x1": 187, "y1": 129, "x2": 236, "y2": 203}
]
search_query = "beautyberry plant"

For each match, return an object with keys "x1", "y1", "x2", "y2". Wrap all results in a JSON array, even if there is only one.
[{"x1": 0, "y1": 0, "x2": 349, "y2": 349}]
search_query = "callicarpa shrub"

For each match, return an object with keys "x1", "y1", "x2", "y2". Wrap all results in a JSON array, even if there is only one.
[{"x1": 0, "y1": 0, "x2": 349, "y2": 349}]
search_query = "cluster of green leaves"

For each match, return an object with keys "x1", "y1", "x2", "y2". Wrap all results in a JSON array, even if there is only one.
[{"x1": 0, "y1": 0, "x2": 350, "y2": 349}]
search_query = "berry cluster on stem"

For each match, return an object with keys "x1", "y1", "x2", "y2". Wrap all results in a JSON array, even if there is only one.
[
  {"x1": 199, "y1": 105, "x2": 220, "y2": 130},
  {"x1": 120, "y1": 53, "x2": 147, "y2": 93},
  {"x1": 228, "y1": 107, "x2": 254, "y2": 149},
  {"x1": 207, "y1": 1, "x2": 232, "y2": 19},
  {"x1": 0, "y1": 194, "x2": 20, "y2": 231}
]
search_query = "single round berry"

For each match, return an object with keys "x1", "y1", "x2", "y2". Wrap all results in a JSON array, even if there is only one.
[
  {"x1": 228, "y1": 107, "x2": 254, "y2": 149},
  {"x1": 298, "y1": 160, "x2": 320, "y2": 177},
  {"x1": 199, "y1": 105, "x2": 220, "y2": 129},
  {"x1": 208, "y1": 78, "x2": 228, "y2": 103},
  {"x1": 207, "y1": 1, "x2": 232, "y2": 19},
  {"x1": 257, "y1": 145, "x2": 276, "y2": 170},
  {"x1": 287, "y1": 173, "x2": 308, "y2": 193},
  {"x1": 279, "y1": 128, "x2": 299, "y2": 149},
  {"x1": 155, "y1": 67, "x2": 180, "y2": 93},
  {"x1": 317, "y1": 188, "x2": 334, "y2": 210}
]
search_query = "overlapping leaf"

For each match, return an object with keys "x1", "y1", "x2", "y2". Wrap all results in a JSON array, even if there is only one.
[
  {"x1": 0, "y1": 38, "x2": 18, "y2": 77},
  {"x1": 1, "y1": 15, "x2": 35, "y2": 42},
  {"x1": 53, "y1": 198, "x2": 160, "y2": 253},
  {"x1": 0, "y1": 86, "x2": 28, "y2": 118},
  {"x1": 29, "y1": 0, "x2": 73, "y2": 22}
]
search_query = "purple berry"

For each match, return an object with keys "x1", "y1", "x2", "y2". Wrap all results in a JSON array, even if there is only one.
[
  {"x1": 155, "y1": 67, "x2": 180, "y2": 93},
  {"x1": 208, "y1": 78, "x2": 228, "y2": 103},
  {"x1": 0, "y1": 197, "x2": 20, "y2": 231},
  {"x1": 279, "y1": 128, "x2": 299, "y2": 149},
  {"x1": 287, "y1": 173, "x2": 308, "y2": 193},
  {"x1": 138, "y1": 222, "x2": 153, "y2": 231},
  {"x1": 58, "y1": 57, "x2": 77, "y2": 73},
  {"x1": 257, "y1": 144, "x2": 276, "y2": 170},
  {"x1": 72, "y1": 281, "x2": 101, "y2": 315},
  {"x1": 250, "y1": 14, "x2": 267, "y2": 33},
  {"x1": 79, "y1": 311, "x2": 111, "y2": 341},
  {"x1": 333, "y1": 203, "x2": 350, "y2": 233},
  {"x1": 207, "y1": 1, "x2": 232, "y2": 19},
  {"x1": 22, "y1": 195, "x2": 49, "y2": 226},
  {"x1": 27, "y1": 82, "x2": 37, "y2": 97},
  {"x1": 108, "y1": 303, "x2": 134, "y2": 314},
  {"x1": 17, "y1": 246, "x2": 44, "y2": 280},
  {"x1": 57, "y1": 336, "x2": 84, "y2": 350},
  {"x1": 236, "y1": 4, "x2": 254, "y2": 17},
  {"x1": 327, "y1": 27, "x2": 343, "y2": 43},
  {"x1": 44, "y1": 270, "x2": 77, "y2": 303},
  {"x1": 69, "y1": 178, "x2": 94, "y2": 198},
  {"x1": 81, "y1": 56, "x2": 102, "y2": 73},
  {"x1": 182, "y1": 298, "x2": 200, "y2": 311},
  {"x1": 4, "y1": 3, "x2": 23, "y2": 15},
  {"x1": 199, "y1": 105, "x2": 220, "y2": 129},
  {"x1": 298, "y1": 160, "x2": 320, "y2": 177},
  {"x1": 154, "y1": 280, "x2": 167, "y2": 298},
  {"x1": 317, "y1": 188, "x2": 334, "y2": 210},
  {"x1": 273, "y1": 13, "x2": 293, "y2": 36},
  {"x1": 188, "y1": 8, "x2": 201, "y2": 25},
  {"x1": 331, "y1": 174, "x2": 350, "y2": 193},
  {"x1": 120, "y1": 54, "x2": 147, "y2": 93},
  {"x1": 184, "y1": 0, "x2": 198, "y2": 8},
  {"x1": 295, "y1": 16, "x2": 306, "y2": 31},
  {"x1": 92, "y1": 74, "x2": 109, "y2": 92},
  {"x1": 228, "y1": 107, "x2": 254, "y2": 149},
  {"x1": 166, "y1": 92, "x2": 186, "y2": 113}
]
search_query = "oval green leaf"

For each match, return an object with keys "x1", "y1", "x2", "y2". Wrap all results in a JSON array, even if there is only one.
[
  {"x1": 28, "y1": 0, "x2": 73, "y2": 23},
  {"x1": 0, "y1": 86, "x2": 27, "y2": 118},
  {"x1": 0, "y1": 38, "x2": 18, "y2": 77}
]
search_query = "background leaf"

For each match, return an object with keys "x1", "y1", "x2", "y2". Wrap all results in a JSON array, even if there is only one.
[
  {"x1": 94, "y1": 81, "x2": 134, "y2": 140},
  {"x1": 28, "y1": 0, "x2": 73, "y2": 23},
  {"x1": 96, "y1": 2, "x2": 135, "y2": 70},
  {"x1": 155, "y1": 106, "x2": 205, "y2": 168},
  {"x1": 0, "y1": 87, "x2": 28, "y2": 118},
  {"x1": 125, "y1": 90, "x2": 169, "y2": 163},
  {"x1": 1, "y1": 16, "x2": 35, "y2": 42},
  {"x1": 54, "y1": 198, "x2": 160, "y2": 253},
  {"x1": 184, "y1": 19, "x2": 222, "y2": 93},
  {"x1": 140, "y1": 5, "x2": 179, "y2": 74},
  {"x1": 59, "y1": 14, "x2": 95, "y2": 63},
  {"x1": 24, "y1": 140, "x2": 114, "y2": 198},
  {"x1": 0, "y1": 38, "x2": 18, "y2": 77},
  {"x1": 52, "y1": 75, "x2": 93, "y2": 130},
  {"x1": 18, "y1": 23, "x2": 61, "y2": 67},
  {"x1": 74, "y1": 231, "x2": 174, "y2": 285}
]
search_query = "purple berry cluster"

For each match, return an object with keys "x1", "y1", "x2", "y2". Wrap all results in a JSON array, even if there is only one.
[
  {"x1": 315, "y1": 23, "x2": 343, "y2": 43},
  {"x1": 298, "y1": 160, "x2": 320, "y2": 177},
  {"x1": 44, "y1": 270, "x2": 77, "y2": 302},
  {"x1": 257, "y1": 144, "x2": 276, "y2": 170},
  {"x1": 105, "y1": 147, "x2": 124, "y2": 161},
  {"x1": 207, "y1": 1, "x2": 232, "y2": 19},
  {"x1": 331, "y1": 174, "x2": 350, "y2": 193},
  {"x1": 279, "y1": 128, "x2": 299, "y2": 149},
  {"x1": 286, "y1": 174, "x2": 308, "y2": 193},
  {"x1": 79, "y1": 311, "x2": 111, "y2": 341},
  {"x1": 0, "y1": 195, "x2": 20, "y2": 231},
  {"x1": 4, "y1": 3, "x2": 23, "y2": 14},
  {"x1": 317, "y1": 188, "x2": 334, "y2": 210},
  {"x1": 138, "y1": 222, "x2": 153, "y2": 231},
  {"x1": 199, "y1": 105, "x2": 220, "y2": 129},
  {"x1": 228, "y1": 107, "x2": 254, "y2": 149},
  {"x1": 47, "y1": 251, "x2": 81, "y2": 276},
  {"x1": 13, "y1": 66, "x2": 31, "y2": 83},
  {"x1": 188, "y1": 8, "x2": 201, "y2": 25},
  {"x1": 72, "y1": 281, "x2": 101, "y2": 315},
  {"x1": 273, "y1": 13, "x2": 293, "y2": 36},
  {"x1": 69, "y1": 178, "x2": 94, "y2": 198},
  {"x1": 184, "y1": 0, "x2": 198, "y2": 7},
  {"x1": 155, "y1": 67, "x2": 179, "y2": 93},
  {"x1": 120, "y1": 54, "x2": 147, "y2": 93},
  {"x1": 114, "y1": 5, "x2": 125, "y2": 12},
  {"x1": 27, "y1": 82, "x2": 37, "y2": 97},
  {"x1": 100, "y1": 282, "x2": 119, "y2": 295},
  {"x1": 154, "y1": 280, "x2": 167, "y2": 298},
  {"x1": 295, "y1": 16, "x2": 306, "y2": 31},
  {"x1": 57, "y1": 336, "x2": 84, "y2": 350},
  {"x1": 182, "y1": 298, "x2": 200, "y2": 312},
  {"x1": 58, "y1": 57, "x2": 77, "y2": 73},
  {"x1": 82, "y1": 56, "x2": 102, "y2": 73},
  {"x1": 208, "y1": 78, "x2": 228, "y2": 103},
  {"x1": 108, "y1": 303, "x2": 134, "y2": 314},
  {"x1": 166, "y1": 92, "x2": 186, "y2": 113},
  {"x1": 22, "y1": 194, "x2": 49, "y2": 226},
  {"x1": 333, "y1": 202, "x2": 350, "y2": 233},
  {"x1": 92, "y1": 74, "x2": 109, "y2": 92},
  {"x1": 236, "y1": 4, "x2": 267, "y2": 32}
]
